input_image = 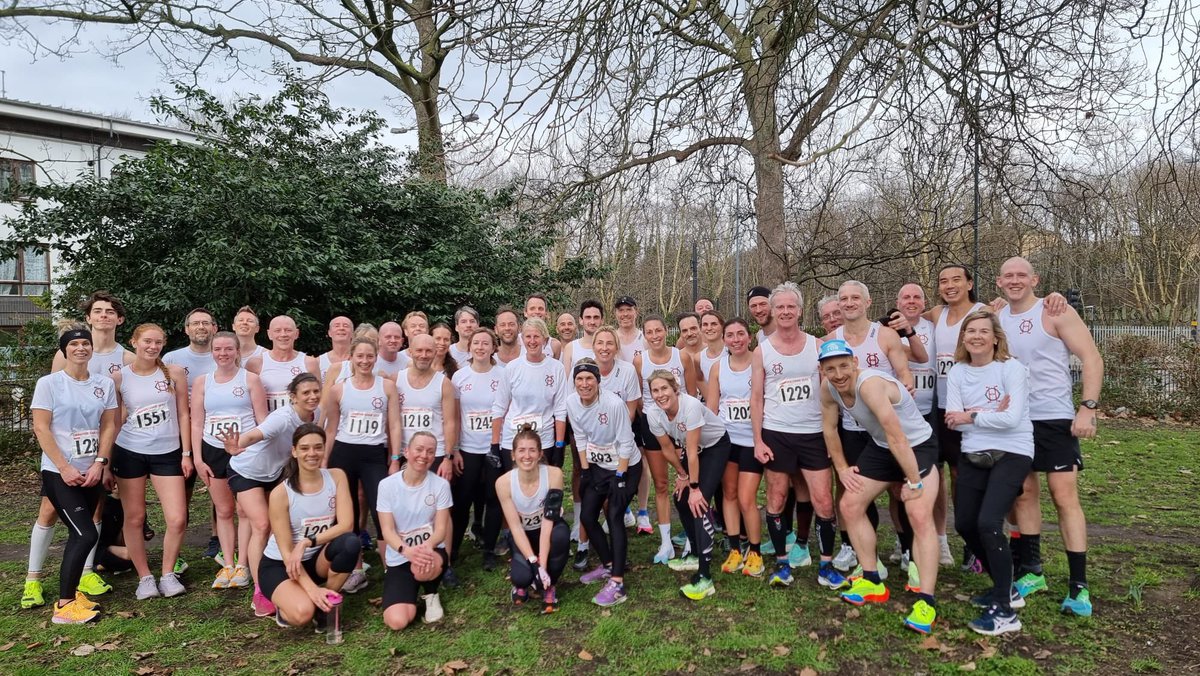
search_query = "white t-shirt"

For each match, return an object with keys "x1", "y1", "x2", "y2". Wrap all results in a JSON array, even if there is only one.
[
  {"x1": 162, "y1": 346, "x2": 215, "y2": 393},
  {"x1": 491, "y1": 355, "x2": 568, "y2": 449},
  {"x1": 945, "y1": 359, "x2": 1034, "y2": 458},
  {"x1": 32, "y1": 371, "x2": 118, "y2": 473},
  {"x1": 566, "y1": 391, "x2": 641, "y2": 470},
  {"x1": 231, "y1": 405, "x2": 312, "y2": 482},
  {"x1": 377, "y1": 471, "x2": 452, "y2": 566},
  {"x1": 452, "y1": 365, "x2": 502, "y2": 454},
  {"x1": 598, "y1": 360, "x2": 640, "y2": 405},
  {"x1": 646, "y1": 392, "x2": 728, "y2": 451}
]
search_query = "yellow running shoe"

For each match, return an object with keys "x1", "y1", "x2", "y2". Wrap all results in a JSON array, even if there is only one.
[
  {"x1": 74, "y1": 591, "x2": 99, "y2": 611},
  {"x1": 77, "y1": 571, "x2": 113, "y2": 596},
  {"x1": 21, "y1": 579, "x2": 45, "y2": 609},
  {"x1": 52, "y1": 599, "x2": 99, "y2": 625},
  {"x1": 212, "y1": 566, "x2": 235, "y2": 590},
  {"x1": 721, "y1": 549, "x2": 744, "y2": 574},
  {"x1": 741, "y1": 551, "x2": 765, "y2": 578}
]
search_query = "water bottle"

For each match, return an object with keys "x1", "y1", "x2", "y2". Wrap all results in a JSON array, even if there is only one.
[{"x1": 325, "y1": 591, "x2": 344, "y2": 645}]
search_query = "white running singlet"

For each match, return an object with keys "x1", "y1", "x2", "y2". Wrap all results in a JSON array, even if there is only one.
[
  {"x1": 933, "y1": 302, "x2": 986, "y2": 405},
  {"x1": 262, "y1": 468, "x2": 339, "y2": 561},
  {"x1": 905, "y1": 317, "x2": 936, "y2": 415},
  {"x1": 508, "y1": 465, "x2": 549, "y2": 531},
  {"x1": 639, "y1": 347, "x2": 685, "y2": 411},
  {"x1": 335, "y1": 376, "x2": 389, "y2": 446},
  {"x1": 759, "y1": 333, "x2": 822, "y2": 434},
  {"x1": 832, "y1": 322, "x2": 894, "y2": 432},
  {"x1": 826, "y1": 369, "x2": 931, "y2": 449},
  {"x1": 396, "y1": 369, "x2": 447, "y2": 456},
  {"x1": 259, "y1": 350, "x2": 309, "y2": 413},
  {"x1": 88, "y1": 344, "x2": 127, "y2": 379},
  {"x1": 200, "y1": 369, "x2": 258, "y2": 448},
  {"x1": 716, "y1": 355, "x2": 754, "y2": 447},
  {"x1": 231, "y1": 405, "x2": 311, "y2": 482},
  {"x1": 999, "y1": 299, "x2": 1076, "y2": 421},
  {"x1": 115, "y1": 365, "x2": 180, "y2": 454}
]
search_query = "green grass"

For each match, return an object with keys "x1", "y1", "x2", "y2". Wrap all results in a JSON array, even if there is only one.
[{"x1": 0, "y1": 422, "x2": 1196, "y2": 674}]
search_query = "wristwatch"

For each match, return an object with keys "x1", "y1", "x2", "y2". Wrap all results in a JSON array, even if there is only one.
[
  {"x1": 689, "y1": 481, "x2": 700, "y2": 489},
  {"x1": 95, "y1": 457, "x2": 110, "y2": 466},
  {"x1": 905, "y1": 479, "x2": 924, "y2": 490},
  {"x1": 307, "y1": 535, "x2": 319, "y2": 548},
  {"x1": 528, "y1": 555, "x2": 538, "y2": 565},
  {"x1": 1081, "y1": 399, "x2": 1099, "y2": 410}
]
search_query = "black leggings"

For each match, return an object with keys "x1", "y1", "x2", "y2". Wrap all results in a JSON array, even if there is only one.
[
  {"x1": 451, "y1": 453, "x2": 503, "y2": 561},
  {"x1": 327, "y1": 441, "x2": 388, "y2": 539},
  {"x1": 41, "y1": 471, "x2": 101, "y2": 602},
  {"x1": 675, "y1": 435, "x2": 731, "y2": 579},
  {"x1": 580, "y1": 463, "x2": 643, "y2": 578},
  {"x1": 955, "y1": 452, "x2": 1032, "y2": 610},
  {"x1": 509, "y1": 520, "x2": 571, "y2": 588}
]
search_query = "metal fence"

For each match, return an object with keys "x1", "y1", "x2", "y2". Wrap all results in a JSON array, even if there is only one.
[
  {"x1": 0, "y1": 379, "x2": 34, "y2": 433},
  {"x1": 1089, "y1": 325, "x2": 1194, "y2": 350}
]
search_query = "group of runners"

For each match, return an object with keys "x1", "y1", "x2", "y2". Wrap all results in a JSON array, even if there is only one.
[{"x1": 23, "y1": 256, "x2": 1101, "y2": 637}]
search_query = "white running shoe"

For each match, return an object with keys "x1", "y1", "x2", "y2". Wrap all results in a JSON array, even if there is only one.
[
  {"x1": 623, "y1": 509, "x2": 636, "y2": 529},
  {"x1": 135, "y1": 575, "x2": 160, "y2": 601},
  {"x1": 342, "y1": 569, "x2": 368, "y2": 594},
  {"x1": 832, "y1": 543, "x2": 858, "y2": 572},
  {"x1": 888, "y1": 538, "x2": 904, "y2": 563},
  {"x1": 939, "y1": 538, "x2": 954, "y2": 566},
  {"x1": 158, "y1": 572, "x2": 186, "y2": 598},
  {"x1": 422, "y1": 593, "x2": 444, "y2": 623},
  {"x1": 653, "y1": 542, "x2": 675, "y2": 565}
]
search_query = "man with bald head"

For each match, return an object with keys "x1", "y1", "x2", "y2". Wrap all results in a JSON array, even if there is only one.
[
  {"x1": 316, "y1": 315, "x2": 354, "y2": 384},
  {"x1": 247, "y1": 315, "x2": 319, "y2": 413},
  {"x1": 996, "y1": 256, "x2": 1102, "y2": 617},
  {"x1": 376, "y1": 321, "x2": 408, "y2": 378},
  {"x1": 394, "y1": 334, "x2": 459, "y2": 482}
]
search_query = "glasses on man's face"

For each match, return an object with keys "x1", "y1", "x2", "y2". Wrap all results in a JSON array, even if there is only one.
[{"x1": 189, "y1": 320, "x2": 215, "y2": 327}]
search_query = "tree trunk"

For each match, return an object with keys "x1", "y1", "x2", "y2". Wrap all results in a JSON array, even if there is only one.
[{"x1": 742, "y1": 54, "x2": 789, "y2": 285}]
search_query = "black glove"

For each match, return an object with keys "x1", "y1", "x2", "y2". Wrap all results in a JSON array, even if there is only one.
[
  {"x1": 486, "y1": 443, "x2": 502, "y2": 469},
  {"x1": 578, "y1": 466, "x2": 593, "y2": 492},
  {"x1": 611, "y1": 471, "x2": 627, "y2": 493}
]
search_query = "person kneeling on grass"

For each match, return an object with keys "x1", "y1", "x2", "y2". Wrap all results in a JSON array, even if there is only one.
[
  {"x1": 259, "y1": 423, "x2": 361, "y2": 632},
  {"x1": 817, "y1": 339, "x2": 940, "y2": 634},
  {"x1": 378, "y1": 432, "x2": 453, "y2": 631},
  {"x1": 496, "y1": 425, "x2": 571, "y2": 613}
]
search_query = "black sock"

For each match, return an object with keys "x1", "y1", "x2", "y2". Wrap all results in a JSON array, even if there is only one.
[
  {"x1": 749, "y1": 541, "x2": 761, "y2": 554},
  {"x1": 795, "y1": 501, "x2": 814, "y2": 541},
  {"x1": 917, "y1": 592, "x2": 936, "y2": 608},
  {"x1": 783, "y1": 491, "x2": 796, "y2": 534},
  {"x1": 816, "y1": 517, "x2": 837, "y2": 558},
  {"x1": 1010, "y1": 532, "x2": 1022, "y2": 573},
  {"x1": 727, "y1": 533, "x2": 741, "y2": 552},
  {"x1": 864, "y1": 570, "x2": 881, "y2": 584},
  {"x1": 766, "y1": 512, "x2": 788, "y2": 561},
  {"x1": 1067, "y1": 550, "x2": 1087, "y2": 596},
  {"x1": 898, "y1": 529, "x2": 914, "y2": 559},
  {"x1": 1020, "y1": 534, "x2": 1043, "y2": 575},
  {"x1": 840, "y1": 530, "x2": 852, "y2": 546}
]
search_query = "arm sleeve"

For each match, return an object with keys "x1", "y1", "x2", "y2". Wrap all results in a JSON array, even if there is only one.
[
  {"x1": 552, "y1": 363, "x2": 569, "y2": 419},
  {"x1": 491, "y1": 369, "x2": 512, "y2": 419},
  {"x1": 615, "y1": 399, "x2": 637, "y2": 459},
  {"x1": 102, "y1": 380, "x2": 118, "y2": 410},
  {"x1": 944, "y1": 366, "x2": 965, "y2": 412},
  {"x1": 437, "y1": 478, "x2": 454, "y2": 509},
  {"x1": 973, "y1": 361, "x2": 1031, "y2": 430}
]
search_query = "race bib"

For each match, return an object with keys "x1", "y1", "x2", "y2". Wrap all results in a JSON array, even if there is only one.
[
  {"x1": 777, "y1": 377, "x2": 812, "y2": 405},
  {"x1": 519, "y1": 511, "x2": 543, "y2": 530},
  {"x1": 132, "y1": 402, "x2": 170, "y2": 430},
  {"x1": 466, "y1": 410, "x2": 492, "y2": 432},
  {"x1": 912, "y1": 368, "x2": 935, "y2": 391},
  {"x1": 936, "y1": 353, "x2": 955, "y2": 378},
  {"x1": 205, "y1": 415, "x2": 241, "y2": 439},
  {"x1": 511, "y1": 413, "x2": 540, "y2": 433},
  {"x1": 398, "y1": 523, "x2": 434, "y2": 549},
  {"x1": 724, "y1": 397, "x2": 750, "y2": 422},
  {"x1": 300, "y1": 514, "x2": 335, "y2": 541},
  {"x1": 585, "y1": 442, "x2": 615, "y2": 466},
  {"x1": 71, "y1": 429, "x2": 99, "y2": 458},
  {"x1": 266, "y1": 391, "x2": 289, "y2": 412},
  {"x1": 347, "y1": 410, "x2": 383, "y2": 436},
  {"x1": 402, "y1": 407, "x2": 433, "y2": 431}
]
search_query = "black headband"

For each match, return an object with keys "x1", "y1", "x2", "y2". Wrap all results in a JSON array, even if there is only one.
[
  {"x1": 59, "y1": 329, "x2": 93, "y2": 356},
  {"x1": 572, "y1": 362, "x2": 601, "y2": 383},
  {"x1": 747, "y1": 286, "x2": 771, "y2": 301}
]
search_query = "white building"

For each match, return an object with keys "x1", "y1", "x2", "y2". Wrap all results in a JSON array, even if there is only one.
[{"x1": 0, "y1": 98, "x2": 199, "y2": 329}]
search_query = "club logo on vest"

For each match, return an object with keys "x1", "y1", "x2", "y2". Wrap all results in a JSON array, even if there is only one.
[
  {"x1": 491, "y1": 380, "x2": 498, "y2": 392},
  {"x1": 328, "y1": 496, "x2": 337, "y2": 510},
  {"x1": 398, "y1": 393, "x2": 406, "y2": 405},
  {"x1": 545, "y1": 375, "x2": 555, "y2": 387},
  {"x1": 371, "y1": 397, "x2": 384, "y2": 410},
  {"x1": 1019, "y1": 318, "x2": 1034, "y2": 335},
  {"x1": 984, "y1": 386, "x2": 1002, "y2": 402},
  {"x1": 865, "y1": 353, "x2": 880, "y2": 368},
  {"x1": 598, "y1": 412, "x2": 609, "y2": 425},
  {"x1": 919, "y1": 333, "x2": 929, "y2": 345},
  {"x1": 155, "y1": 380, "x2": 170, "y2": 392},
  {"x1": 232, "y1": 387, "x2": 246, "y2": 398},
  {"x1": 108, "y1": 363, "x2": 121, "y2": 374},
  {"x1": 462, "y1": 383, "x2": 472, "y2": 392},
  {"x1": 770, "y1": 362, "x2": 783, "y2": 375},
  {"x1": 290, "y1": 366, "x2": 302, "y2": 375},
  {"x1": 94, "y1": 387, "x2": 105, "y2": 399},
  {"x1": 424, "y1": 493, "x2": 437, "y2": 506}
]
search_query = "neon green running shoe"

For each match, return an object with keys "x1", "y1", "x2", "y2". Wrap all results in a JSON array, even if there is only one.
[
  {"x1": 905, "y1": 561, "x2": 921, "y2": 593},
  {"x1": 840, "y1": 577, "x2": 890, "y2": 606},
  {"x1": 21, "y1": 580, "x2": 45, "y2": 609},
  {"x1": 904, "y1": 599, "x2": 937, "y2": 634},
  {"x1": 1061, "y1": 588, "x2": 1092, "y2": 617},
  {"x1": 173, "y1": 557, "x2": 189, "y2": 575},
  {"x1": 1014, "y1": 572, "x2": 1047, "y2": 598},
  {"x1": 680, "y1": 576, "x2": 716, "y2": 601},
  {"x1": 77, "y1": 571, "x2": 113, "y2": 596}
]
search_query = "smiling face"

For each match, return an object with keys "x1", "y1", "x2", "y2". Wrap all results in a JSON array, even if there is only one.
[
  {"x1": 694, "y1": 298, "x2": 714, "y2": 314},
  {"x1": 495, "y1": 311, "x2": 519, "y2": 345},
  {"x1": 650, "y1": 376, "x2": 680, "y2": 413},
  {"x1": 351, "y1": 341, "x2": 378, "y2": 376},
  {"x1": 770, "y1": 290, "x2": 800, "y2": 329},
  {"x1": 211, "y1": 334, "x2": 239, "y2": 368},
  {"x1": 293, "y1": 432, "x2": 325, "y2": 471},
  {"x1": 592, "y1": 330, "x2": 618, "y2": 364},
  {"x1": 409, "y1": 334, "x2": 435, "y2": 371},
  {"x1": 819, "y1": 300, "x2": 843, "y2": 334},
  {"x1": 574, "y1": 370, "x2": 599, "y2": 403},
  {"x1": 522, "y1": 325, "x2": 547, "y2": 357},
  {"x1": 897, "y1": 284, "x2": 927, "y2": 319},
  {"x1": 379, "y1": 322, "x2": 404, "y2": 356},
  {"x1": 997, "y1": 257, "x2": 1039, "y2": 304},
  {"x1": 185, "y1": 311, "x2": 215, "y2": 348},
  {"x1": 819, "y1": 355, "x2": 857, "y2": 396},
  {"x1": 233, "y1": 311, "x2": 258, "y2": 339},
  {"x1": 678, "y1": 316, "x2": 701, "y2": 349},
  {"x1": 837, "y1": 283, "x2": 870, "y2": 323},
  {"x1": 133, "y1": 328, "x2": 166, "y2": 361},
  {"x1": 556, "y1": 313, "x2": 578, "y2": 342},
  {"x1": 405, "y1": 434, "x2": 437, "y2": 473},
  {"x1": 64, "y1": 337, "x2": 93, "y2": 366},
  {"x1": 580, "y1": 308, "x2": 603, "y2": 336},
  {"x1": 292, "y1": 380, "x2": 322, "y2": 414},
  {"x1": 87, "y1": 301, "x2": 123, "y2": 333},
  {"x1": 723, "y1": 322, "x2": 750, "y2": 356},
  {"x1": 938, "y1": 267, "x2": 973, "y2": 306},
  {"x1": 469, "y1": 330, "x2": 496, "y2": 362},
  {"x1": 701, "y1": 314, "x2": 723, "y2": 344},
  {"x1": 268, "y1": 316, "x2": 299, "y2": 351},
  {"x1": 328, "y1": 316, "x2": 353, "y2": 344},
  {"x1": 615, "y1": 304, "x2": 637, "y2": 329},
  {"x1": 455, "y1": 312, "x2": 479, "y2": 342},
  {"x1": 512, "y1": 436, "x2": 542, "y2": 471},
  {"x1": 961, "y1": 317, "x2": 997, "y2": 361},
  {"x1": 748, "y1": 296, "x2": 771, "y2": 327},
  {"x1": 432, "y1": 326, "x2": 453, "y2": 357},
  {"x1": 643, "y1": 319, "x2": 667, "y2": 350},
  {"x1": 524, "y1": 297, "x2": 548, "y2": 320}
]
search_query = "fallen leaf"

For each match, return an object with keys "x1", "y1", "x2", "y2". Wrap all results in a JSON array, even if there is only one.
[
  {"x1": 800, "y1": 669, "x2": 818, "y2": 676},
  {"x1": 132, "y1": 652, "x2": 154, "y2": 661},
  {"x1": 578, "y1": 650, "x2": 593, "y2": 661},
  {"x1": 135, "y1": 667, "x2": 156, "y2": 675},
  {"x1": 0, "y1": 642, "x2": 14, "y2": 652},
  {"x1": 167, "y1": 621, "x2": 176, "y2": 629},
  {"x1": 25, "y1": 642, "x2": 43, "y2": 650},
  {"x1": 807, "y1": 631, "x2": 819, "y2": 641},
  {"x1": 388, "y1": 648, "x2": 398, "y2": 657},
  {"x1": 205, "y1": 654, "x2": 220, "y2": 659},
  {"x1": 71, "y1": 644, "x2": 96, "y2": 657},
  {"x1": 702, "y1": 648, "x2": 712, "y2": 656},
  {"x1": 953, "y1": 593, "x2": 971, "y2": 602},
  {"x1": 244, "y1": 633, "x2": 260, "y2": 640},
  {"x1": 974, "y1": 639, "x2": 996, "y2": 659},
  {"x1": 686, "y1": 665, "x2": 696, "y2": 673},
  {"x1": 368, "y1": 597, "x2": 383, "y2": 607},
  {"x1": 115, "y1": 611, "x2": 136, "y2": 619},
  {"x1": 817, "y1": 648, "x2": 827, "y2": 661},
  {"x1": 845, "y1": 608, "x2": 860, "y2": 619},
  {"x1": 97, "y1": 642, "x2": 120, "y2": 651},
  {"x1": 52, "y1": 636, "x2": 67, "y2": 647},
  {"x1": 739, "y1": 662, "x2": 757, "y2": 672},
  {"x1": 773, "y1": 645, "x2": 790, "y2": 657},
  {"x1": 470, "y1": 668, "x2": 488, "y2": 676},
  {"x1": 1033, "y1": 649, "x2": 1052, "y2": 660},
  {"x1": 601, "y1": 610, "x2": 611, "y2": 617},
  {"x1": 960, "y1": 662, "x2": 977, "y2": 671},
  {"x1": 920, "y1": 636, "x2": 943, "y2": 651},
  {"x1": 287, "y1": 668, "x2": 301, "y2": 676},
  {"x1": 443, "y1": 660, "x2": 469, "y2": 673}
]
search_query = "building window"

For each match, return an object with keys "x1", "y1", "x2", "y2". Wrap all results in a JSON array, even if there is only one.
[
  {"x1": 0, "y1": 246, "x2": 50, "y2": 296},
  {"x1": 0, "y1": 159, "x2": 37, "y2": 201}
]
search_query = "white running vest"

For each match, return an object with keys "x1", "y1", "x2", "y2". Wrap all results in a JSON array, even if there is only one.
[
  {"x1": 760, "y1": 333, "x2": 823, "y2": 434},
  {"x1": 262, "y1": 469, "x2": 338, "y2": 561},
  {"x1": 116, "y1": 365, "x2": 180, "y2": 454},
  {"x1": 397, "y1": 369, "x2": 447, "y2": 456},
  {"x1": 618, "y1": 330, "x2": 644, "y2": 363},
  {"x1": 88, "y1": 344, "x2": 127, "y2": 379},
  {"x1": 827, "y1": 370, "x2": 932, "y2": 449},
  {"x1": 565, "y1": 338, "x2": 595, "y2": 370},
  {"x1": 905, "y1": 318, "x2": 936, "y2": 415},
  {"x1": 999, "y1": 299, "x2": 1076, "y2": 421},
  {"x1": 201, "y1": 369, "x2": 258, "y2": 447},
  {"x1": 509, "y1": 465, "x2": 549, "y2": 531},
  {"x1": 260, "y1": 350, "x2": 308, "y2": 413},
  {"x1": 639, "y1": 347, "x2": 685, "y2": 411},
  {"x1": 832, "y1": 322, "x2": 894, "y2": 432},
  {"x1": 335, "y1": 376, "x2": 388, "y2": 446},
  {"x1": 699, "y1": 347, "x2": 727, "y2": 385},
  {"x1": 717, "y1": 355, "x2": 754, "y2": 447},
  {"x1": 934, "y1": 303, "x2": 985, "y2": 406}
]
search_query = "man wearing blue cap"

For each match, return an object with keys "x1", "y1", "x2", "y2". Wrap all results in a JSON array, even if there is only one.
[{"x1": 818, "y1": 338, "x2": 941, "y2": 635}]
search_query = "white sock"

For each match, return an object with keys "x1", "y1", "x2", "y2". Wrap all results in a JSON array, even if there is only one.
[
  {"x1": 82, "y1": 522, "x2": 102, "y2": 573},
  {"x1": 577, "y1": 541, "x2": 589, "y2": 552},
  {"x1": 573, "y1": 503, "x2": 581, "y2": 526},
  {"x1": 27, "y1": 523, "x2": 54, "y2": 579},
  {"x1": 938, "y1": 533, "x2": 948, "y2": 547},
  {"x1": 659, "y1": 524, "x2": 671, "y2": 549}
]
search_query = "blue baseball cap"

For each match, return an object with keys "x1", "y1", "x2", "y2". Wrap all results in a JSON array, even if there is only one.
[{"x1": 818, "y1": 338, "x2": 854, "y2": 361}]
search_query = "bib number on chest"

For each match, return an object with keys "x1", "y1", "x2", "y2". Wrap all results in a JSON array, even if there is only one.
[
  {"x1": 71, "y1": 429, "x2": 99, "y2": 458},
  {"x1": 585, "y1": 443, "x2": 615, "y2": 466},
  {"x1": 936, "y1": 354, "x2": 955, "y2": 377},
  {"x1": 778, "y1": 377, "x2": 812, "y2": 404},
  {"x1": 399, "y1": 524, "x2": 433, "y2": 549},
  {"x1": 132, "y1": 402, "x2": 170, "y2": 430},
  {"x1": 205, "y1": 415, "x2": 241, "y2": 439},
  {"x1": 511, "y1": 413, "x2": 540, "y2": 433},
  {"x1": 402, "y1": 407, "x2": 433, "y2": 430},
  {"x1": 266, "y1": 392, "x2": 289, "y2": 413},
  {"x1": 912, "y1": 369, "x2": 935, "y2": 391},
  {"x1": 466, "y1": 410, "x2": 492, "y2": 432},
  {"x1": 300, "y1": 514, "x2": 335, "y2": 541},
  {"x1": 347, "y1": 410, "x2": 382, "y2": 436},
  {"x1": 519, "y1": 511, "x2": 543, "y2": 530},
  {"x1": 724, "y1": 397, "x2": 750, "y2": 422}
]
